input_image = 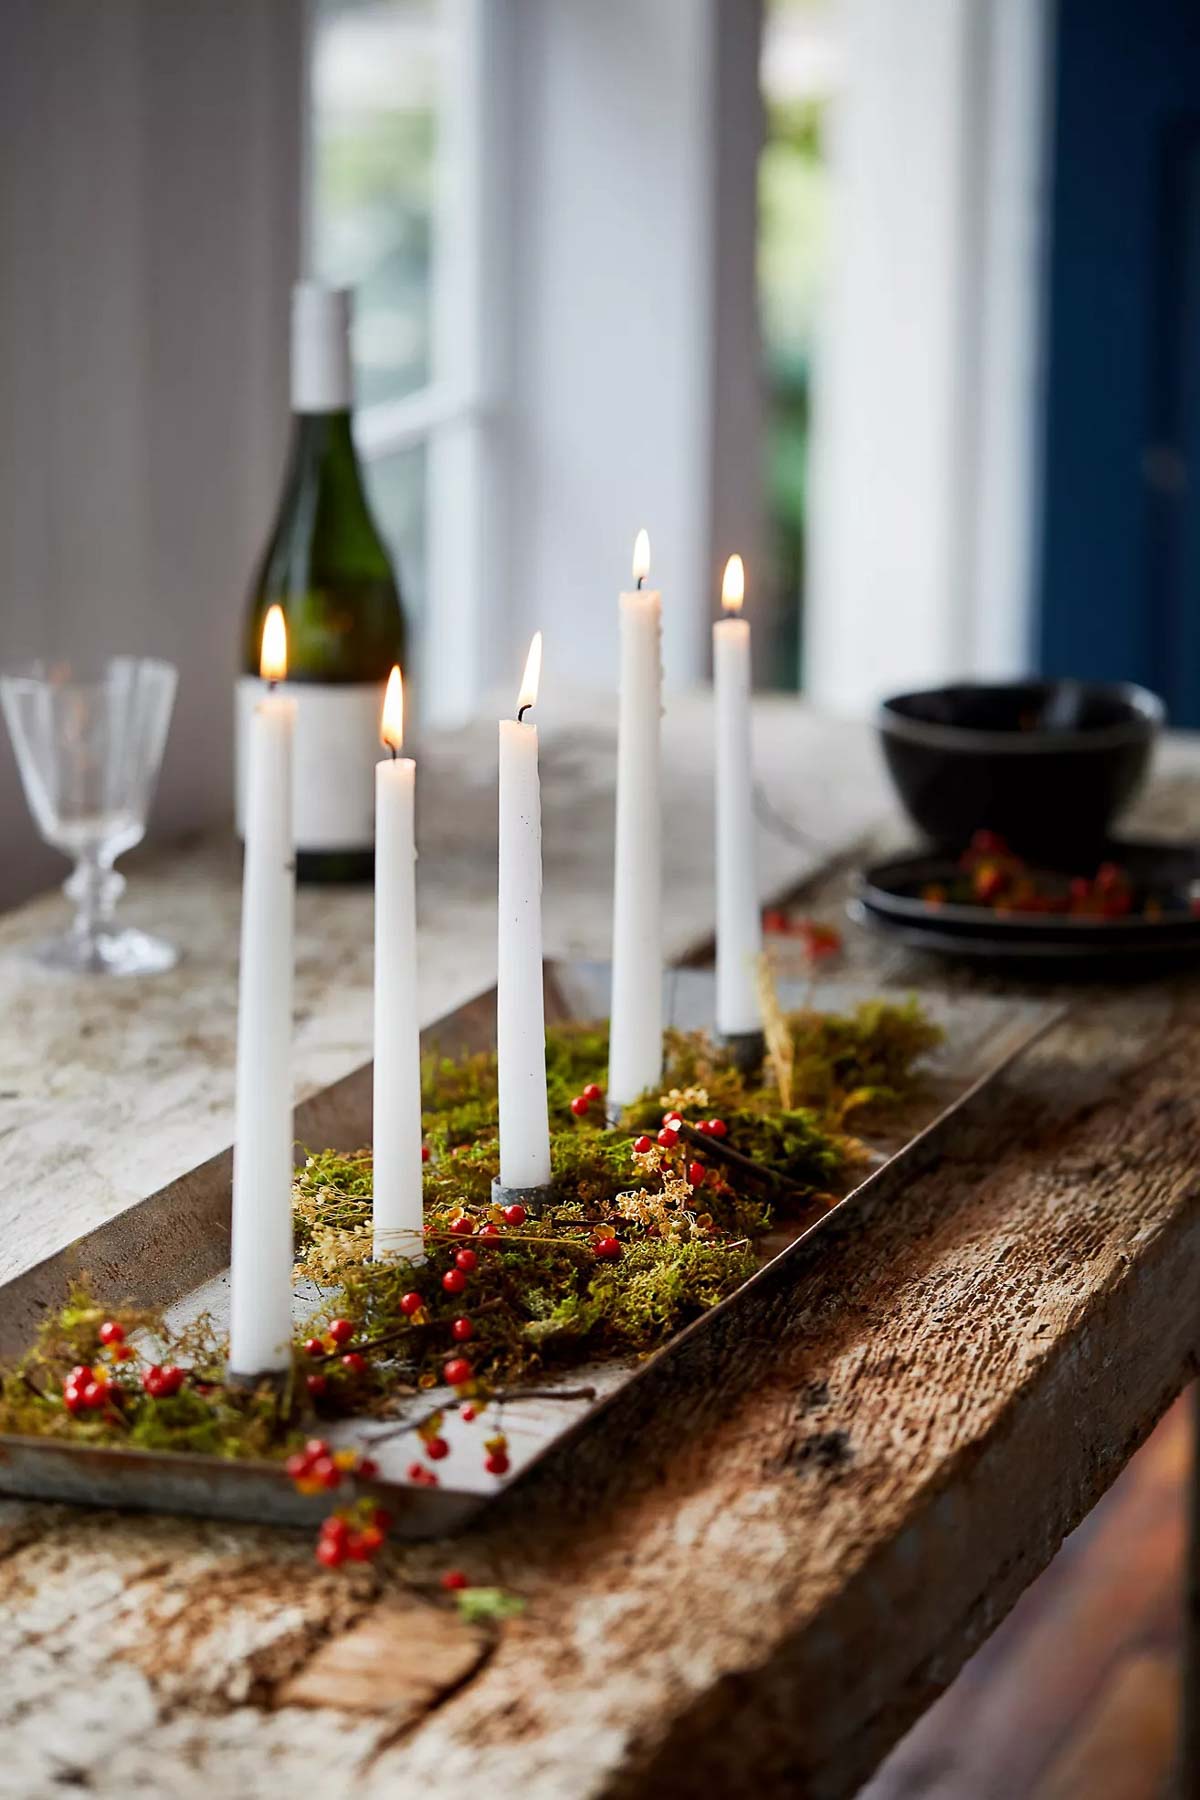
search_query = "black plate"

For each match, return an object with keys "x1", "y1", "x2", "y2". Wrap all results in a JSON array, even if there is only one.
[{"x1": 852, "y1": 840, "x2": 1200, "y2": 967}]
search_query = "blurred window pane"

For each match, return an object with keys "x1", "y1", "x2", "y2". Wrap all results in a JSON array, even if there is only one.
[
  {"x1": 759, "y1": 0, "x2": 841, "y2": 690},
  {"x1": 310, "y1": 0, "x2": 444, "y2": 412},
  {"x1": 363, "y1": 444, "x2": 427, "y2": 629}
]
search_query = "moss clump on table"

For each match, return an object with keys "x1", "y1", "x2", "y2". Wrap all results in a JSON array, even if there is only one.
[{"x1": 0, "y1": 1000, "x2": 941, "y2": 1464}]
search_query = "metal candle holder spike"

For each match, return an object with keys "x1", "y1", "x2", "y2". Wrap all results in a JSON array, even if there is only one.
[
  {"x1": 718, "y1": 1028, "x2": 767, "y2": 1076},
  {"x1": 491, "y1": 1177, "x2": 553, "y2": 1217}
]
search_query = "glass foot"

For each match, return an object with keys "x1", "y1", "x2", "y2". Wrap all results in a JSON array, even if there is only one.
[{"x1": 33, "y1": 926, "x2": 179, "y2": 977}]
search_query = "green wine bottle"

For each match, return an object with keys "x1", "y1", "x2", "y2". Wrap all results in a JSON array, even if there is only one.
[{"x1": 237, "y1": 282, "x2": 408, "y2": 883}]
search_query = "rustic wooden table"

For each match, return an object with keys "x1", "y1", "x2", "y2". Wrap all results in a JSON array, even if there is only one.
[{"x1": 2, "y1": 697, "x2": 1200, "y2": 1799}]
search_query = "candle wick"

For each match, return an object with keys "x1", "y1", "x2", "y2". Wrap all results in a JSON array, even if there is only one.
[
  {"x1": 636, "y1": 575, "x2": 645, "y2": 590},
  {"x1": 267, "y1": 678, "x2": 278, "y2": 693},
  {"x1": 517, "y1": 704, "x2": 532, "y2": 723},
  {"x1": 389, "y1": 744, "x2": 397, "y2": 761}
]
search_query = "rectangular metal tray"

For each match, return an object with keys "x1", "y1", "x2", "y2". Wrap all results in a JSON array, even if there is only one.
[{"x1": 0, "y1": 963, "x2": 1059, "y2": 1535}]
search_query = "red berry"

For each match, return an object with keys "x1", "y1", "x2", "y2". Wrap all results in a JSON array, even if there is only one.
[
  {"x1": 451, "y1": 1317, "x2": 474, "y2": 1342},
  {"x1": 582, "y1": 1083, "x2": 603, "y2": 1102},
  {"x1": 407, "y1": 1461, "x2": 426, "y2": 1481},
  {"x1": 502, "y1": 1203, "x2": 527, "y2": 1226},
  {"x1": 320, "y1": 1512, "x2": 349, "y2": 1541},
  {"x1": 421, "y1": 1144, "x2": 431, "y2": 1162},
  {"x1": 306, "y1": 1374, "x2": 329, "y2": 1398},
  {"x1": 310, "y1": 1456, "x2": 342, "y2": 1490},
  {"x1": 707, "y1": 1119, "x2": 727, "y2": 1139},
  {"x1": 341, "y1": 1352, "x2": 367, "y2": 1374},
  {"x1": 400, "y1": 1291, "x2": 423, "y2": 1316},
  {"x1": 569, "y1": 1095, "x2": 590, "y2": 1117},
  {"x1": 98, "y1": 1320, "x2": 125, "y2": 1346},
  {"x1": 286, "y1": 1452, "x2": 312, "y2": 1480},
  {"x1": 695, "y1": 1120, "x2": 711, "y2": 1136},
  {"x1": 595, "y1": 1236, "x2": 622, "y2": 1260},
  {"x1": 449, "y1": 1216, "x2": 475, "y2": 1236},
  {"x1": 763, "y1": 908, "x2": 788, "y2": 933},
  {"x1": 443, "y1": 1357, "x2": 473, "y2": 1388},
  {"x1": 973, "y1": 864, "x2": 1005, "y2": 903},
  {"x1": 303, "y1": 1337, "x2": 324, "y2": 1357},
  {"x1": 315, "y1": 1536, "x2": 345, "y2": 1568},
  {"x1": 305, "y1": 1438, "x2": 330, "y2": 1458},
  {"x1": 82, "y1": 1381, "x2": 108, "y2": 1408},
  {"x1": 425, "y1": 1436, "x2": 450, "y2": 1461},
  {"x1": 633, "y1": 1134, "x2": 653, "y2": 1154},
  {"x1": 69, "y1": 1365, "x2": 93, "y2": 1385},
  {"x1": 656, "y1": 1127, "x2": 679, "y2": 1149},
  {"x1": 63, "y1": 1386, "x2": 84, "y2": 1414},
  {"x1": 460, "y1": 1404, "x2": 477, "y2": 1422},
  {"x1": 142, "y1": 1366, "x2": 165, "y2": 1397},
  {"x1": 687, "y1": 1162, "x2": 705, "y2": 1187},
  {"x1": 328, "y1": 1319, "x2": 354, "y2": 1346},
  {"x1": 442, "y1": 1268, "x2": 467, "y2": 1295},
  {"x1": 662, "y1": 1111, "x2": 683, "y2": 1127},
  {"x1": 356, "y1": 1524, "x2": 385, "y2": 1558},
  {"x1": 455, "y1": 1247, "x2": 478, "y2": 1273},
  {"x1": 480, "y1": 1222, "x2": 501, "y2": 1238},
  {"x1": 485, "y1": 1451, "x2": 510, "y2": 1476},
  {"x1": 159, "y1": 1366, "x2": 184, "y2": 1396},
  {"x1": 440, "y1": 1568, "x2": 468, "y2": 1591}
]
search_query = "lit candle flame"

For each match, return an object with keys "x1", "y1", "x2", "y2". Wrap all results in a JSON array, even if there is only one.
[
  {"x1": 260, "y1": 604, "x2": 288, "y2": 681},
  {"x1": 721, "y1": 555, "x2": 745, "y2": 614},
  {"x1": 381, "y1": 665, "x2": 404, "y2": 752},
  {"x1": 632, "y1": 529, "x2": 651, "y2": 586},
  {"x1": 517, "y1": 631, "x2": 543, "y2": 717}
]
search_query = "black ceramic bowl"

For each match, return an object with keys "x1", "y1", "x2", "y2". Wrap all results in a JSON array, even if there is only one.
[{"x1": 877, "y1": 680, "x2": 1165, "y2": 857}]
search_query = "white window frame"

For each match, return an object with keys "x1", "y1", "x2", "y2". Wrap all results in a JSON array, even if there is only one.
[{"x1": 304, "y1": 0, "x2": 504, "y2": 726}]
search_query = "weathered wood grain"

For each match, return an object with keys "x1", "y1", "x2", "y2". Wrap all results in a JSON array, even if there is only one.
[{"x1": 2, "y1": 713, "x2": 1200, "y2": 1797}]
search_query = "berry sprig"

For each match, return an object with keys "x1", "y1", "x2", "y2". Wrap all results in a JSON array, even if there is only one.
[
  {"x1": 60, "y1": 1319, "x2": 189, "y2": 1416},
  {"x1": 283, "y1": 1440, "x2": 390, "y2": 1567}
]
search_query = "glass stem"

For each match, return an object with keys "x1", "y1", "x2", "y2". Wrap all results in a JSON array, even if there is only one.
[{"x1": 65, "y1": 852, "x2": 125, "y2": 951}]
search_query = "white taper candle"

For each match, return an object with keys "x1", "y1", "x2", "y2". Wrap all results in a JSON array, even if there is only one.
[
  {"x1": 372, "y1": 667, "x2": 423, "y2": 1260},
  {"x1": 229, "y1": 605, "x2": 297, "y2": 1377},
  {"x1": 497, "y1": 632, "x2": 551, "y2": 1189},
  {"x1": 608, "y1": 529, "x2": 663, "y2": 1106},
  {"x1": 714, "y1": 555, "x2": 762, "y2": 1036}
]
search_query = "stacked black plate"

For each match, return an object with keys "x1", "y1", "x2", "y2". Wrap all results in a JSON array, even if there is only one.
[{"x1": 854, "y1": 840, "x2": 1200, "y2": 969}]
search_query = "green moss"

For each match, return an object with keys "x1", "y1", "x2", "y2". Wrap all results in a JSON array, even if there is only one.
[{"x1": 0, "y1": 998, "x2": 939, "y2": 1466}]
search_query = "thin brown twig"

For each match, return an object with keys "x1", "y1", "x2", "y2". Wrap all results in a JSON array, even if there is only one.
[
  {"x1": 679, "y1": 1123, "x2": 809, "y2": 1197},
  {"x1": 361, "y1": 1383, "x2": 598, "y2": 1448}
]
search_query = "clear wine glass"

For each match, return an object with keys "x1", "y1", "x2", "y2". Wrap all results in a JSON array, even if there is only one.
[{"x1": 0, "y1": 656, "x2": 179, "y2": 976}]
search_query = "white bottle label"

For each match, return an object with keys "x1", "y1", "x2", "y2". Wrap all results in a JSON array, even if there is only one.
[{"x1": 235, "y1": 677, "x2": 386, "y2": 852}]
